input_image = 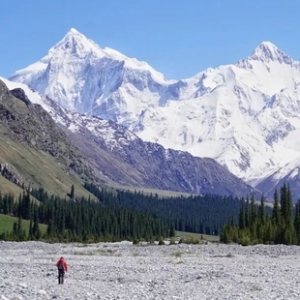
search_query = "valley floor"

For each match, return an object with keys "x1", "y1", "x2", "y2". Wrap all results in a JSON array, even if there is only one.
[{"x1": 0, "y1": 241, "x2": 300, "y2": 299}]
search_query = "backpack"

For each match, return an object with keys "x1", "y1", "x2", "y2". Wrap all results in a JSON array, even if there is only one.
[{"x1": 58, "y1": 261, "x2": 64, "y2": 270}]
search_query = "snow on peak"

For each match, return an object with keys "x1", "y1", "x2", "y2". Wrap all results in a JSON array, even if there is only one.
[
  {"x1": 49, "y1": 28, "x2": 167, "y2": 82},
  {"x1": 249, "y1": 41, "x2": 293, "y2": 64},
  {"x1": 9, "y1": 28, "x2": 102, "y2": 81},
  {"x1": 67, "y1": 27, "x2": 81, "y2": 35},
  {"x1": 9, "y1": 30, "x2": 300, "y2": 189},
  {"x1": 49, "y1": 28, "x2": 101, "y2": 58},
  {"x1": 10, "y1": 28, "x2": 168, "y2": 84}
]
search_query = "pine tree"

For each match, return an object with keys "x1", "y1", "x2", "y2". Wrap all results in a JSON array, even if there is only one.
[
  {"x1": 294, "y1": 200, "x2": 300, "y2": 244},
  {"x1": 258, "y1": 194, "x2": 265, "y2": 224},
  {"x1": 280, "y1": 184, "x2": 289, "y2": 225},
  {"x1": 264, "y1": 219, "x2": 275, "y2": 243},
  {"x1": 238, "y1": 200, "x2": 246, "y2": 229},
  {"x1": 272, "y1": 189, "x2": 280, "y2": 224},
  {"x1": 245, "y1": 197, "x2": 250, "y2": 228},
  {"x1": 70, "y1": 184, "x2": 75, "y2": 200},
  {"x1": 28, "y1": 214, "x2": 33, "y2": 240},
  {"x1": 280, "y1": 184, "x2": 296, "y2": 244},
  {"x1": 250, "y1": 195, "x2": 257, "y2": 224},
  {"x1": 170, "y1": 223, "x2": 175, "y2": 237},
  {"x1": 32, "y1": 207, "x2": 41, "y2": 240}
]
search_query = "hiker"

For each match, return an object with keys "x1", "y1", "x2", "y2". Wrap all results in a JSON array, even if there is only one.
[{"x1": 56, "y1": 256, "x2": 68, "y2": 284}]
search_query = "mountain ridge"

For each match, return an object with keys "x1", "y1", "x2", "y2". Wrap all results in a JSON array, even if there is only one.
[
  {"x1": 8, "y1": 28, "x2": 300, "y2": 199},
  {"x1": 0, "y1": 77, "x2": 259, "y2": 198},
  {"x1": 0, "y1": 79, "x2": 97, "y2": 198}
]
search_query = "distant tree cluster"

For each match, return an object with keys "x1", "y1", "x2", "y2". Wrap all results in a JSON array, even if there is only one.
[
  {"x1": 0, "y1": 191, "x2": 40, "y2": 241},
  {"x1": 220, "y1": 184, "x2": 300, "y2": 245},
  {"x1": 2, "y1": 180, "x2": 274, "y2": 244},
  {"x1": 0, "y1": 187, "x2": 171, "y2": 242},
  {"x1": 84, "y1": 182, "x2": 243, "y2": 236}
]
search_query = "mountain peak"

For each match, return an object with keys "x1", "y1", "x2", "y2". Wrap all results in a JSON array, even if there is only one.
[
  {"x1": 67, "y1": 27, "x2": 81, "y2": 35},
  {"x1": 257, "y1": 41, "x2": 278, "y2": 50},
  {"x1": 49, "y1": 27, "x2": 101, "y2": 58},
  {"x1": 249, "y1": 41, "x2": 292, "y2": 64},
  {"x1": 253, "y1": 41, "x2": 280, "y2": 56}
]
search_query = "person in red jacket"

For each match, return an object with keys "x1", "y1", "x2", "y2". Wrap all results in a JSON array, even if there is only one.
[{"x1": 56, "y1": 257, "x2": 68, "y2": 284}]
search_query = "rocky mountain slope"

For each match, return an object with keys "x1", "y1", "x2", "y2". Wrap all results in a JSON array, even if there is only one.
[
  {"x1": 0, "y1": 79, "x2": 95, "y2": 198},
  {"x1": 62, "y1": 114, "x2": 258, "y2": 198},
  {"x1": 0, "y1": 77, "x2": 258, "y2": 198},
  {"x1": 9, "y1": 29, "x2": 300, "y2": 192}
]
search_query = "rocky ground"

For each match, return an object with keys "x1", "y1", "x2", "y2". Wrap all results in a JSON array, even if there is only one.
[{"x1": 1, "y1": 241, "x2": 300, "y2": 299}]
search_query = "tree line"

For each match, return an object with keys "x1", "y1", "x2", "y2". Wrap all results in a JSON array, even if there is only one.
[
  {"x1": 0, "y1": 188, "x2": 172, "y2": 242},
  {"x1": 4, "y1": 181, "x2": 296, "y2": 245},
  {"x1": 84, "y1": 182, "x2": 243, "y2": 236},
  {"x1": 220, "y1": 184, "x2": 300, "y2": 245}
]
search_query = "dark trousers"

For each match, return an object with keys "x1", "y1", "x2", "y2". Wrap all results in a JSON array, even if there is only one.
[{"x1": 58, "y1": 269, "x2": 65, "y2": 284}]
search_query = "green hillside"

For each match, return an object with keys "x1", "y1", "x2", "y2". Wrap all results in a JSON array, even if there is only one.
[
  {"x1": 0, "y1": 175, "x2": 26, "y2": 196},
  {"x1": 0, "y1": 80, "x2": 96, "y2": 199},
  {"x1": 0, "y1": 130, "x2": 93, "y2": 199},
  {"x1": 0, "y1": 214, "x2": 47, "y2": 235}
]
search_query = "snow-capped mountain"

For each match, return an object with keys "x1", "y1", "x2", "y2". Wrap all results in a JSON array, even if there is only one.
[
  {"x1": 9, "y1": 28, "x2": 300, "y2": 188},
  {"x1": 9, "y1": 28, "x2": 171, "y2": 117},
  {"x1": 256, "y1": 155, "x2": 300, "y2": 199},
  {"x1": 1, "y1": 76, "x2": 258, "y2": 197}
]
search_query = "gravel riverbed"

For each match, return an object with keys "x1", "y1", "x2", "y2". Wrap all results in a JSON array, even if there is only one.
[{"x1": 1, "y1": 241, "x2": 300, "y2": 299}]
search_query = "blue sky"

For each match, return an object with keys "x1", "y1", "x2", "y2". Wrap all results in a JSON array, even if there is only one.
[{"x1": 1, "y1": 0, "x2": 299, "y2": 79}]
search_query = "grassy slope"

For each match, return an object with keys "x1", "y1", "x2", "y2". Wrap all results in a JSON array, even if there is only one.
[
  {"x1": 107, "y1": 182, "x2": 193, "y2": 199},
  {"x1": 175, "y1": 230, "x2": 220, "y2": 242},
  {"x1": 0, "y1": 175, "x2": 26, "y2": 196},
  {"x1": 0, "y1": 128, "x2": 93, "y2": 200},
  {"x1": 0, "y1": 214, "x2": 47, "y2": 235},
  {"x1": 0, "y1": 127, "x2": 188, "y2": 202}
]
